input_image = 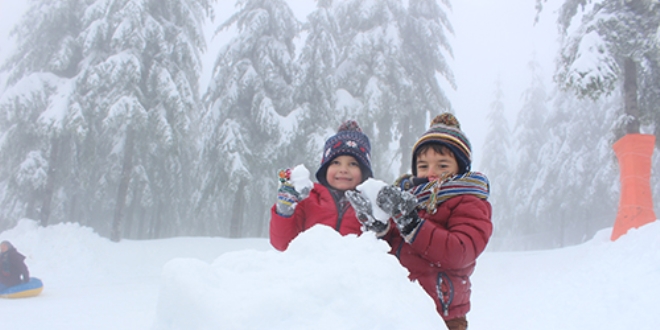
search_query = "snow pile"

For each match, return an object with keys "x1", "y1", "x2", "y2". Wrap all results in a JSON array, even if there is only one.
[
  {"x1": 471, "y1": 220, "x2": 660, "y2": 329},
  {"x1": 0, "y1": 219, "x2": 114, "y2": 282},
  {"x1": 153, "y1": 225, "x2": 444, "y2": 330}
]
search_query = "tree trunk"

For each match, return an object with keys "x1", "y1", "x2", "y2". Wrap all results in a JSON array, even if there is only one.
[
  {"x1": 40, "y1": 136, "x2": 60, "y2": 227},
  {"x1": 128, "y1": 183, "x2": 143, "y2": 239},
  {"x1": 229, "y1": 182, "x2": 245, "y2": 238},
  {"x1": 151, "y1": 202, "x2": 162, "y2": 239},
  {"x1": 124, "y1": 179, "x2": 142, "y2": 239},
  {"x1": 623, "y1": 57, "x2": 640, "y2": 134},
  {"x1": 111, "y1": 127, "x2": 134, "y2": 242}
]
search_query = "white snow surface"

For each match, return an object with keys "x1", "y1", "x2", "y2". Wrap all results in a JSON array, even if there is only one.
[{"x1": 1, "y1": 218, "x2": 660, "y2": 330}]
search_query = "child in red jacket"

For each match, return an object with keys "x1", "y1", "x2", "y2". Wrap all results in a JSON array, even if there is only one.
[
  {"x1": 269, "y1": 120, "x2": 374, "y2": 251},
  {"x1": 347, "y1": 113, "x2": 491, "y2": 330}
]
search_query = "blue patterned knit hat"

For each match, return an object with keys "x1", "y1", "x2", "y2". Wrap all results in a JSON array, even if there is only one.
[
  {"x1": 316, "y1": 120, "x2": 372, "y2": 184},
  {"x1": 412, "y1": 113, "x2": 472, "y2": 175}
]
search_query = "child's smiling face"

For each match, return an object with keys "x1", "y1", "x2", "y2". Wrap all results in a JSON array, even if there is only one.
[
  {"x1": 415, "y1": 147, "x2": 458, "y2": 181},
  {"x1": 326, "y1": 155, "x2": 362, "y2": 191}
]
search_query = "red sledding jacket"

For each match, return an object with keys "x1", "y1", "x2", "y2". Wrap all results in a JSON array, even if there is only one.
[
  {"x1": 381, "y1": 194, "x2": 492, "y2": 320},
  {"x1": 270, "y1": 183, "x2": 363, "y2": 251}
]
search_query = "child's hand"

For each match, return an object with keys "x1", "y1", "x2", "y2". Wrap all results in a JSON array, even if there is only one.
[
  {"x1": 376, "y1": 186, "x2": 422, "y2": 242},
  {"x1": 276, "y1": 181, "x2": 301, "y2": 217},
  {"x1": 376, "y1": 186, "x2": 417, "y2": 219},
  {"x1": 278, "y1": 166, "x2": 312, "y2": 199},
  {"x1": 275, "y1": 166, "x2": 312, "y2": 217},
  {"x1": 345, "y1": 190, "x2": 389, "y2": 234}
]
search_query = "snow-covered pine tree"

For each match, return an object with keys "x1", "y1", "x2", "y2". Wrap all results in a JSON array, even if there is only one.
[
  {"x1": 199, "y1": 0, "x2": 300, "y2": 237},
  {"x1": 537, "y1": 0, "x2": 660, "y2": 138},
  {"x1": 0, "y1": 0, "x2": 213, "y2": 240},
  {"x1": 333, "y1": 0, "x2": 455, "y2": 181},
  {"x1": 640, "y1": 54, "x2": 660, "y2": 214},
  {"x1": 397, "y1": 0, "x2": 455, "y2": 174},
  {"x1": 536, "y1": 0, "x2": 659, "y2": 241},
  {"x1": 507, "y1": 57, "x2": 620, "y2": 249},
  {"x1": 332, "y1": 0, "x2": 406, "y2": 181},
  {"x1": 508, "y1": 58, "x2": 551, "y2": 249},
  {"x1": 0, "y1": 77, "x2": 62, "y2": 228},
  {"x1": 639, "y1": 46, "x2": 660, "y2": 146},
  {"x1": 479, "y1": 78, "x2": 513, "y2": 250},
  {"x1": 539, "y1": 89, "x2": 619, "y2": 247},
  {"x1": 76, "y1": 0, "x2": 211, "y2": 241},
  {"x1": 293, "y1": 0, "x2": 342, "y2": 170},
  {"x1": 0, "y1": 0, "x2": 90, "y2": 229}
]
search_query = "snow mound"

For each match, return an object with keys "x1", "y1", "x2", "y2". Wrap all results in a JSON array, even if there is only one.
[
  {"x1": 153, "y1": 225, "x2": 445, "y2": 330},
  {"x1": 0, "y1": 219, "x2": 112, "y2": 281},
  {"x1": 471, "y1": 219, "x2": 660, "y2": 329}
]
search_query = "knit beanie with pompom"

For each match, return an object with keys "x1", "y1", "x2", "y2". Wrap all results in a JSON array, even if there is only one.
[
  {"x1": 411, "y1": 112, "x2": 472, "y2": 175},
  {"x1": 315, "y1": 120, "x2": 372, "y2": 185}
]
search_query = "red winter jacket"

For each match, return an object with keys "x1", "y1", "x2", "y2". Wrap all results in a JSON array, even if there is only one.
[
  {"x1": 382, "y1": 194, "x2": 492, "y2": 320},
  {"x1": 0, "y1": 247, "x2": 30, "y2": 288},
  {"x1": 270, "y1": 183, "x2": 364, "y2": 251}
]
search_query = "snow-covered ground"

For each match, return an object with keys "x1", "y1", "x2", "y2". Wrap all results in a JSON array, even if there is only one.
[{"x1": 1, "y1": 218, "x2": 659, "y2": 330}]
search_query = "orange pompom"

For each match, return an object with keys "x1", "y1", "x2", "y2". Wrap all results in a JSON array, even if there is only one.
[
  {"x1": 430, "y1": 112, "x2": 460, "y2": 129},
  {"x1": 278, "y1": 169, "x2": 291, "y2": 182}
]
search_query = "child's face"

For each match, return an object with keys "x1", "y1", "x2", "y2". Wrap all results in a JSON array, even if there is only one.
[
  {"x1": 416, "y1": 148, "x2": 458, "y2": 181},
  {"x1": 326, "y1": 155, "x2": 362, "y2": 191}
]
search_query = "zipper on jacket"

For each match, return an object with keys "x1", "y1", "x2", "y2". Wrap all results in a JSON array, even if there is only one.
[
  {"x1": 436, "y1": 272, "x2": 454, "y2": 317},
  {"x1": 328, "y1": 188, "x2": 349, "y2": 232}
]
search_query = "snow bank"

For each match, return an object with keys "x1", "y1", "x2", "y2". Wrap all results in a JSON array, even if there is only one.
[
  {"x1": 2, "y1": 218, "x2": 658, "y2": 329},
  {"x1": 153, "y1": 226, "x2": 445, "y2": 330},
  {"x1": 470, "y1": 219, "x2": 660, "y2": 329}
]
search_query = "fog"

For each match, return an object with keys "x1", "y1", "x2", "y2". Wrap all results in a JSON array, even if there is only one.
[
  {"x1": 0, "y1": 0, "x2": 560, "y2": 168},
  {"x1": 450, "y1": 0, "x2": 560, "y2": 168},
  {"x1": 1, "y1": 1, "x2": 655, "y2": 249}
]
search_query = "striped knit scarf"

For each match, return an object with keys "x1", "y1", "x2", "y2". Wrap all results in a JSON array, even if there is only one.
[{"x1": 408, "y1": 172, "x2": 490, "y2": 214}]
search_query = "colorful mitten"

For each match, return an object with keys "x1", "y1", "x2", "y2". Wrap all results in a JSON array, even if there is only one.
[
  {"x1": 276, "y1": 181, "x2": 300, "y2": 217},
  {"x1": 276, "y1": 169, "x2": 303, "y2": 217}
]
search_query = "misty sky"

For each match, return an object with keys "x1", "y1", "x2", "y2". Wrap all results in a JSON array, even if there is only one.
[{"x1": 0, "y1": 0, "x2": 561, "y2": 168}]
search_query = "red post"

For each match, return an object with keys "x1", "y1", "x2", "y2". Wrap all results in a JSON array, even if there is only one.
[{"x1": 611, "y1": 134, "x2": 657, "y2": 241}]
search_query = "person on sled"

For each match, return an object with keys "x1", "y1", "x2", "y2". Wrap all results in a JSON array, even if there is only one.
[{"x1": 0, "y1": 241, "x2": 30, "y2": 291}]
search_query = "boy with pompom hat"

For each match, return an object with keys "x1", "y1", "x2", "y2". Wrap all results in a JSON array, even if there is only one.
[
  {"x1": 347, "y1": 112, "x2": 492, "y2": 330},
  {"x1": 269, "y1": 120, "x2": 374, "y2": 251}
]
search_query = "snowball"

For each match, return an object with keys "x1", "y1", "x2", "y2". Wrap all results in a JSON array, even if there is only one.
[
  {"x1": 290, "y1": 164, "x2": 313, "y2": 197},
  {"x1": 356, "y1": 178, "x2": 391, "y2": 222}
]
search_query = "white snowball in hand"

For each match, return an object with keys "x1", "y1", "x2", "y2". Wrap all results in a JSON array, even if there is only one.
[
  {"x1": 356, "y1": 178, "x2": 390, "y2": 222},
  {"x1": 290, "y1": 164, "x2": 313, "y2": 196}
]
